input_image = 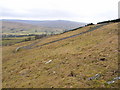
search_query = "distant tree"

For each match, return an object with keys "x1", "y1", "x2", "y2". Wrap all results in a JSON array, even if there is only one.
[
  {"x1": 24, "y1": 37, "x2": 31, "y2": 41},
  {"x1": 51, "y1": 32, "x2": 54, "y2": 35},
  {"x1": 10, "y1": 28, "x2": 15, "y2": 30},
  {"x1": 97, "y1": 18, "x2": 120, "y2": 24},
  {"x1": 85, "y1": 23, "x2": 94, "y2": 26},
  {"x1": 35, "y1": 30, "x2": 37, "y2": 32},
  {"x1": 35, "y1": 34, "x2": 47, "y2": 40}
]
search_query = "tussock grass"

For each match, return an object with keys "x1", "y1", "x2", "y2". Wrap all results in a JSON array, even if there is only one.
[{"x1": 2, "y1": 23, "x2": 118, "y2": 88}]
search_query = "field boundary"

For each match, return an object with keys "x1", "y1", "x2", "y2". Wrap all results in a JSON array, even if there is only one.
[{"x1": 15, "y1": 23, "x2": 109, "y2": 51}]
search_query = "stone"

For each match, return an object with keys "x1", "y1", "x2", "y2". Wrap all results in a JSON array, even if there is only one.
[
  {"x1": 113, "y1": 77, "x2": 120, "y2": 80},
  {"x1": 15, "y1": 47, "x2": 21, "y2": 52},
  {"x1": 107, "y1": 80, "x2": 115, "y2": 84},
  {"x1": 106, "y1": 76, "x2": 120, "y2": 84},
  {"x1": 88, "y1": 74, "x2": 101, "y2": 80},
  {"x1": 45, "y1": 60, "x2": 52, "y2": 64}
]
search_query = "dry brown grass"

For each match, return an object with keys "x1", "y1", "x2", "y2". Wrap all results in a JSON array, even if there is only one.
[{"x1": 2, "y1": 23, "x2": 118, "y2": 88}]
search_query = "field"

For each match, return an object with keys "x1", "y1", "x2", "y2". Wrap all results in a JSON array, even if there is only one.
[
  {"x1": 2, "y1": 22, "x2": 119, "y2": 88},
  {"x1": 2, "y1": 36, "x2": 35, "y2": 46},
  {"x1": 2, "y1": 21, "x2": 64, "y2": 36}
]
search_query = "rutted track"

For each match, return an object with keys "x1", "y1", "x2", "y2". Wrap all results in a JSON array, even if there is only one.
[{"x1": 16, "y1": 23, "x2": 108, "y2": 51}]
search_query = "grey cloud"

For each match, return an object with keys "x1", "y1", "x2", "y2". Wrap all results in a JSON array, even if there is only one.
[
  {"x1": 1, "y1": 7, "x2": 80, "y2": 19},
  {"x1": 1, "y1": 7, "x2": 25, "y2": 17},
  {"x1": 118, "y1": 1, "x2": 120, "y2": 18}
]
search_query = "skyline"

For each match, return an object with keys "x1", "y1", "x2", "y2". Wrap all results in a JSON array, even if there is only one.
[{"x1": 0, "y1": 0, "x2": 119, "y2": 23}]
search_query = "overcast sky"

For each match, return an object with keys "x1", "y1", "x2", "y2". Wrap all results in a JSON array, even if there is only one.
[{"x1": 0, "y1": 0, "x2": 119, "y2": 23}]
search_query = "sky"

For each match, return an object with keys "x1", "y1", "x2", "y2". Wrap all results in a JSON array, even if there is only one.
[
  {"x1": 118, "y1": 1, "x2": 120, "y2": 18},
  {"x1": 0, "y1": 0, "x2": 119, "y2": 23}
]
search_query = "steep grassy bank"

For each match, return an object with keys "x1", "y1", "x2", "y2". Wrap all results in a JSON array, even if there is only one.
[{"x1": 2, "y1": 23, "x2": 119, "y2": 88}]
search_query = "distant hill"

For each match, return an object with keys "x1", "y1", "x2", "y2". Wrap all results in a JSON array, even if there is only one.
[
  {"x1": 2, "y1": 21, "x2": 65, "y2": 35},
  {"x1": 2, "y1": 19, "x2": 87, "y2": 30}
]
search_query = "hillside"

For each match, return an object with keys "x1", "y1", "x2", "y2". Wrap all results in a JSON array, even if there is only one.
[
  {"x1": 2, "y1": 19, "x2": 86, "y2": 30},
  {"x1": 2, "y1": 21, "x2": 64, "y2": 35},
  {"x1": 2, "y1": 22, "x2": 119, "y2": 88}
]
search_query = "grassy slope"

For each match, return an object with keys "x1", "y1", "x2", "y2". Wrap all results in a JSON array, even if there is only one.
[
  {"x1": 2, "y1": 23, "x2": 118, "y2": 88},
  {"x1": 2, "y1": 21, "x2": 63, "y2": 35}
]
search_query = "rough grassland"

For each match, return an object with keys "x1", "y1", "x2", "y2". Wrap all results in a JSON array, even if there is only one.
[{"x1": 2, "y1": 23, "x2": 118, "y2": 88}]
